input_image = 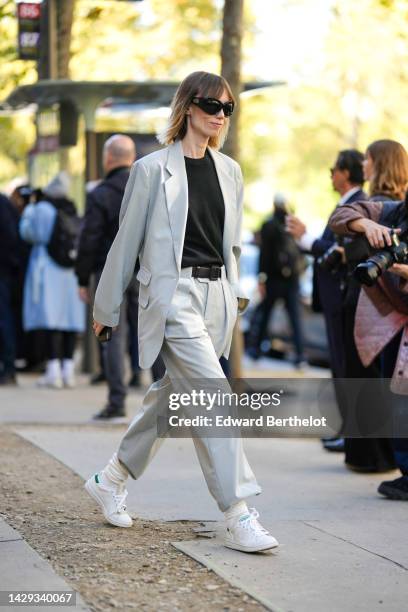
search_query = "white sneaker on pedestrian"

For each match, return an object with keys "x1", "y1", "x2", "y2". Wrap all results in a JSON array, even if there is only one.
[
  {"x1": 37, "y1": 374, "x2": 63, "y2": 389},
  {"x1": 224, "y1": 508, "x2": 279, "y2": 553},
  {"x1": 62, "y1": 359, "x2": 76, "y2": 388},
  {"x1": 85, "y1": 474, "x2": 133, "y2": 528},
  {"x1": 37, "y1": 359, "x2": 63, "y2": 389}
]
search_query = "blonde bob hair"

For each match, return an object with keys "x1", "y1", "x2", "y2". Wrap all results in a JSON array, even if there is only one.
[
  {"x1": 157, "y1": 71, "x2": 235, "y2": 150},
  {"x1": 366, "y1": 139, "x2": 408, "y2": 201}
]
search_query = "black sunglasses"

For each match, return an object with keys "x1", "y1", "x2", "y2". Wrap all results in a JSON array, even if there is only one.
[{"x1": 191, "y1": 96, "x2": 234, "y2": 117}]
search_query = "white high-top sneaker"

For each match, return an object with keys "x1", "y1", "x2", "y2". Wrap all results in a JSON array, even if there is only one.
[
  {"x1": 37, "y1": 359, "x2": 63, "y2": 389},
  {"x1": 224, "y1": 508, "x2": 279, "y2": 553},
  {"x1": 85, "y1": 474, "x2": 133, "y2": 528},
  {"x1": 62, "y1": 359, "x2": 76, "y2": 388}
]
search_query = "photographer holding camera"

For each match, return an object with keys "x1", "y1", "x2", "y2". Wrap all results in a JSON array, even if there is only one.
[
  {"x1": 287, "y1": 149, "x2": 367, "y2": 452},
  {"x1": 329, "y1": 141, "x2": 408, "y2": 499},
  {"x1": 339, "y1": 140, "x2": 408, "y2": 473}
]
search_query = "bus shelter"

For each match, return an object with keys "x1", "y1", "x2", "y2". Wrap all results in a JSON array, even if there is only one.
[
  {"x1": 3, "y1": 80, "x2": 281, "y2": 203},
  {"x1": 2, "y1": 79, "x2": 281, "y2": 371}
]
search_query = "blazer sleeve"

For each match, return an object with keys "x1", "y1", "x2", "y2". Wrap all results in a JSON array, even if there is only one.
[
  {"x1": 93, "y1": 160, "x2": 150, "y2": 327},
  {"x1": 233, "y1": 163, "x2": 250, "y2": 314},
  {"x1": 329, "y1": 200, "x2": 384, "y2": 235}
]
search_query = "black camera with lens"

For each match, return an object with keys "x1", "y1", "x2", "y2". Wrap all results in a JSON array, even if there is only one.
[
  {"x1": 317, "y1": 243, "x2": 344, "y2": 274},
  {"x1": 353, "y1": 231, "x2": 408, "y2": 287}
]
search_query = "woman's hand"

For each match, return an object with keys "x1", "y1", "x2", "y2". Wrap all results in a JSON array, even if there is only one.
[
  {"x1": 93, "y1": 321, "x2": 104, "y2": 337},
  {"x1": 348, "y1": 218, "x2": 400, "y2": 249},
  {"x1": 389, "y1": 263, "x2": 408, "y2": 280},
  {"x1": 93, "y1": 320, "x2": 118, "y2": 337}
]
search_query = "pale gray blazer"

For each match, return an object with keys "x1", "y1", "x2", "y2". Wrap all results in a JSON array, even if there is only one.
[{"x1": 93, "y1": 139, "x2": 249, "y2": 369}]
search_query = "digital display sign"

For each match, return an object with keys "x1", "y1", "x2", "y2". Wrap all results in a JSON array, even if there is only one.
[{"x1": 17, "y1": 2, "x2": 41, "y2": 60}]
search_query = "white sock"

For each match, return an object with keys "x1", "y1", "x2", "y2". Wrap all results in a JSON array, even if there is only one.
[
  {"x1": 99, "y1": 452, "x2": 129, "y2": 488},
  {"x1": 224, "y1": 501, "x2": 249, "y2": 522}
]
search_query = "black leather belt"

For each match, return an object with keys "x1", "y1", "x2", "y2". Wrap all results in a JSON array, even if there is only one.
[{"x1": 191, "y1": 265, "x2": 222, "y2": 280}]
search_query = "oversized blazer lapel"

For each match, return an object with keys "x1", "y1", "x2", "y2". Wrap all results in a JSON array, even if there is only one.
[
  {"x1": 164, "y1": 141, "x2": 237, "y2": 272},
  {"x1": 207, "y1": 147, "x2": 236, "y2": 265},
  {"x1": 164, "y1": 141, "x2": 189, "y2": 271}
]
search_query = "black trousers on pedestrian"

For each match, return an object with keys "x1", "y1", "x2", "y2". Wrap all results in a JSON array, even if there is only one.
[
  {"x1": 342, "y1": 282, "x2": 395, "y2": 471},
  {"x1": 249, "y1": 278, "x2": 304, "y2": 360},
  {"x1": 381, "y1": 331, "x2": 408, "y2": 477},
  {"x1": 322, "y1": 305, "x2": 349, "y2": 426},
  {"x1": 0, "y1": 276, "x2": 16, "y2": 376},
  {"x1": 44, "y1": 330, "x2": 76, "y2": 360}
]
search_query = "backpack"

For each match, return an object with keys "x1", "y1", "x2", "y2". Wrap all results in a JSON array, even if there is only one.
[
  {"x1": 277, "y1": 232, "x2": 307, "y2": 278},
  {"x1": 265, "y1": 217, "x2": 307, "y2": 279},
  {"x1": 47, "y1": 209, "x2": 81, "y2": 268}
]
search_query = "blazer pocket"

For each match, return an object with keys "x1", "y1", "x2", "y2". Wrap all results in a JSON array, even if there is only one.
[
  {"x1": 137, "y1": 266, "x2": 151, "y2": 308},
  {"x1": 138, "y1": 286, "x2": 149, "y2": 309},
  {"x1": 136, "y1": 265, "x2": 152, "y2": 286},
  {"x1": 226, "y1": 282, "x2": 238, "y2": 317}
]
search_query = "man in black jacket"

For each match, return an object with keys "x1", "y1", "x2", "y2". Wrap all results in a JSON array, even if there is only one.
[
  {"x1": 76, "y1": 135, "x2": 137, "y2": 420},
  {"x1": 0, "y1": 193, "x2": 20, "y2": 385},
  {"x1": 76, "y1": 136, "x2": 136, "y2": 290},
  {"x1": 247, "y1": 195, "x2": 305, "y2": 365}
]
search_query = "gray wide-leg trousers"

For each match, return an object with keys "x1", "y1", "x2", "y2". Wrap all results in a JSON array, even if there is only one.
[{"x1": 118, "y1": 266, "x2": 261, "y2": 512}]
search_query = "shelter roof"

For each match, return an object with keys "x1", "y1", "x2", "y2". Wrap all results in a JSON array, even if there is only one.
[{"x1": 2, "y1": 79, "x2": 284, "y2": 111}]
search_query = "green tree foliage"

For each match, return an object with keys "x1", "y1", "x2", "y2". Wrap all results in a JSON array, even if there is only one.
[
  {"x1": 0, "y1": 0, "x2": 407, "y2": 217},
  {"x1": 240, "y1": 0, "x2": 408, "y2": 229},
  {"x1": 0, "y1": 0, "x2": 224, "y2": 188},
  {"x1": 70, "y1": 0, "x2": 222, "y2": 80}
]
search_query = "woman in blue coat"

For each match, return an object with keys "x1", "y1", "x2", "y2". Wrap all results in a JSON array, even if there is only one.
[{"x1": 20, "y1": 173, "x2": 85, "y2": 388}]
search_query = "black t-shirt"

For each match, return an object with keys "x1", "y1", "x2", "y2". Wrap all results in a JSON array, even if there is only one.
[{"x1": 181, "y1": 149, "x2": 225, "y2": 268}]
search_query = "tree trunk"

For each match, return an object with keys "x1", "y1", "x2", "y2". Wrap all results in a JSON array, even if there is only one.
[
  {"x1": 38, "y1": 0, "x2": 76, "y2": 79},
  {"x1": 220, "y1": 0, "x2": 243, "y2": 161},
  {"x1": 220, "y1": 0, "x2": 244, "y2": 381},
  {"x1": 56, "y1": 0, "x2": 75, "y2": 78}
]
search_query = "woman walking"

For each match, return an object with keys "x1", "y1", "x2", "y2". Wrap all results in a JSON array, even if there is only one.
[
  {"x1": 20, "y1": 173, "x2": 85, "y2": 388},
  {"x1": 84, "y1": 71, "x2": 278, "y2": 553}
]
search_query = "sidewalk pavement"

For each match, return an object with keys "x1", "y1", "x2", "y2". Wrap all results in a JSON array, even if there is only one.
[
  {"x1": 0, "y1": 518, "x2": 89, "y2": 612},
  {"x1": 1, "y1": 360, "x2": 407, "y2": 611}
]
